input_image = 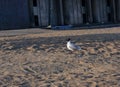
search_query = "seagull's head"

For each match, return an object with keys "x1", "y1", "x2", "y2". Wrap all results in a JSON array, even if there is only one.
[{"x1": 66, "y1": 38, "x2": 71, "y2": 42}]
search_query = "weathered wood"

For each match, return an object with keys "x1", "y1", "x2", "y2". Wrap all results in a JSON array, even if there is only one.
[
  {"x1": 87, "y1": 0, "x2": 93, "y2": 23},
  {"x1": 116, "y1": 0, "x2": 120, "y2": 22},
  {"x1": 76, "y1": 0, "x2": 83, "y2": 24},
  {"x1": 62, "y1": 0, "x2": 83, "y2": 25},
  {"x1": 101, "y1": 0, "x2": 108, "y2": 23},
  {"x1": 37, "y1": 0, "x2": 49, "y2": 27},
  {"x1": 62, "y1": 0, "x2": 71, "y2": 24},
  {"x1": 0, "y1": 0, "x2": 30, "y2": 29},
  {"x1": 59, "y1": 0, "x2": 64, "y2": 25},
  {"x1": 67, "y1": 0, "x2": 74, "y2": 24},
  {"x1": 91, "y1": 0, "x2": 101, "y2": 23},
  {"x1": 31, "y1": 0, "x2": 120, "y2": 28},
  {"x1": 111, "y1": 0, "x2": 117, "y2": 23},
  {"x1": 28, "y1": 0, "x2": 34, "y2": 27},
  {"x1": 74, "y1": 0, "x2": 77, "y2": 24}
]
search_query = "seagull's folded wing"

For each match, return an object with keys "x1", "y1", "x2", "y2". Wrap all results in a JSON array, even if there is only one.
[{"x1": 69, "y1": 43, "x2": 81, "y2": 50}]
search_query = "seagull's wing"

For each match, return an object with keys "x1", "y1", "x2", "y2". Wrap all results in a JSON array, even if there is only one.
[{"x1": 69, "y1": 42, "x2": 81, "y2": 50}]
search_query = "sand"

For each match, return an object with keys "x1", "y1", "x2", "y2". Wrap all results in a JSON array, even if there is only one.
[{"x1": 0, "y1": 28, "x2": 120, "y2": 87}]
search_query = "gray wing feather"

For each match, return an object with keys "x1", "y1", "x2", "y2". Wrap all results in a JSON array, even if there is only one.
[{"x1": 69, "y1": 43, "x2": 81, "y2": 50}]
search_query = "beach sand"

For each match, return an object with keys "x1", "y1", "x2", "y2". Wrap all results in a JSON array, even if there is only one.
[{"x1": 0, "y1": 28, "x2": 120, "y2": 87}]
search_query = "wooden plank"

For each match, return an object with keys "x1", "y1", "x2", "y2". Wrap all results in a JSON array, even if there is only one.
[
  {"x1": 77, "y1": 0, "x2": 83, "y2": 24},
  {"x1": 50, "y1": 0, "x2": 58, "y2": 26},
  {"x1": 37, "y1": 0, "x2": 41, "y2": 26},
  {"x1": 28, "y1": 0, "x2": 35, "y2": 27},
  {"x1": 63, "y1": 0, "x2": 71, "y2": 25},
  {"x1": 111, "y1": 0, "x2": 117, "y2": 23},
  {"x1": 62, "y1": 0, "x2": 83, "y2": 25},
  {"x1": 87, "y1": 0, "x2": 93, "y2": 23},
  {"x1": 92, "y1": 0, "x2": 101, "y2": 23},
  {"x1": 69, "y1": 0, "x2": 74, "y2": 25},
  {"x1": 59, "y1": 0, "x2": 64, "y2": 25},
  {"x1": 37, "y1": 0, "x2": 49, "y2": 27},
  {"x1": 73, "y1": 0, "x2": 78, "y2": 25},
  {"x1": 46, "y1": 0, "x2": 49, "y2": 25},
  {"x1": 101, "y1": 0, "x2": 108, "y2": 23},
  {"x1": 116, "y1": 0, "x2": 120, "y2": 22},
  {"x1": 50, "y1": 0, "x2": 54, "y2": 26}
]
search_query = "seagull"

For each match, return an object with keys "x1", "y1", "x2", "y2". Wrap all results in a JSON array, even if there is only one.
[{"x1": 66, "y1": 38, "x2": 81, "y2": 51}]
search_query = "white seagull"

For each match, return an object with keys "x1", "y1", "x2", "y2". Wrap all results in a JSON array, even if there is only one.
[{"x1": 66, "y1": 38, "x2": 81, "y2": 51}]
